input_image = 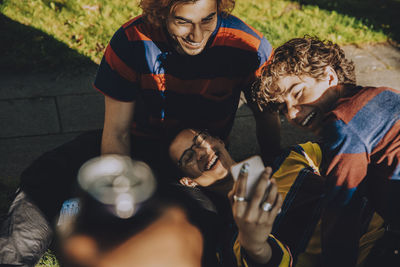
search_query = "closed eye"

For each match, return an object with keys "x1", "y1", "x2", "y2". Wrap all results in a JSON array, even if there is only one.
[
  {"x1": 202, "y1": 17, "x2": 215, "y2": 24},
  {"x1": 183, "y1": 151, "x2": 196, "y2": 166},
  {"x1": 294, "y1": 87, "x2": 304, "y2": 100},
  {"x1": 202, "y1": 12, "x2": 216, "y2": 23},
  {"x1": 176, "y1": 19, "x2": 189, "y2": 25}
]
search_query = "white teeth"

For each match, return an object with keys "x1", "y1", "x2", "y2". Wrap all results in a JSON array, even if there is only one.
[
  {"x1": 302, "y1": 111, "x2": 316, "y2": 126},
  {"x1": 184, "y1": 39, "x2": 201, "y2": 47},
  {"x1": 206, "y1": 154, "x2": 219, "y2": 170}
]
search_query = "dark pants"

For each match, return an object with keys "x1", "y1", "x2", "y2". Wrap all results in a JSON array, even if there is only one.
[{"x1": 0, "y1": 129, "x2": 168, "y2": 266}]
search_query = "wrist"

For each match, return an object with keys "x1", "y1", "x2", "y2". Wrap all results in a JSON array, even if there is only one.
[{"x1": 242, "y1": 242, "x2": 272, "y2": 264}]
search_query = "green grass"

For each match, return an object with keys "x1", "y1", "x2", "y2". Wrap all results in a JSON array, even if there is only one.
[
  {"x1": 1, "y1": 0, "x2": 398, "y2": 72},
  {"x1": 36, "y1": 251, "x2": 59, "y2": 267},
  {"x1": 1, "y1": 0, "x2": 142, "y2": 64},
  {"x1": 233, "y1": 0, "x2": 390, "y2": 46}
]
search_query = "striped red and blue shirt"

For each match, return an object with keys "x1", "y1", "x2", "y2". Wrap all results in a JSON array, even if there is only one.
[
  {"x1": 319, "y1": 85, "x2": 400, "y2": 265},
  {"x1": 94, "y1": 14, "x2": 273, "y2": 140},
  {"x1": 320, "y1": 86, "x2": 400, "y2": 203}
]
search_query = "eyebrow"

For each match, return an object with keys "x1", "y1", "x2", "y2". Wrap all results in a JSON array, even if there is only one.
[{"x1": 174, "y1": 12, "x2": 217, "y2": 23}]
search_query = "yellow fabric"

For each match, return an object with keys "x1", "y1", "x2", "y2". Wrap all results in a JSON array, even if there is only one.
[
  {"x1": 273, "y1": 142, "x2": 385, "y2": 267},
  {"x1": 273, "y1": 142, "x2": 322, "y2": 200},
  {"x1": 233, "y1": 237, "x2": 245, "y2": 267},
  {"x1": 270, "y1": 234, "x2": 293, "y2": 267},
  {"x1": 357, "y1": 213, "x2": 385, "y2": 266}
]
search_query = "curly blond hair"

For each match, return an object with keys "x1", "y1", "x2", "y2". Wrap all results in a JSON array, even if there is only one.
[
  {"x1": 255, "y1": 36, "x2": 356, "y2": 109},
  {"x1": 139, "y1": 0, "x2": 235, "y2": 28}
]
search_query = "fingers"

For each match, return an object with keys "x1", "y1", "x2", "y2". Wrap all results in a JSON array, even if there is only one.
[
  {"x1": 259, "y1": 179, "x2": 282, "y2": 223},
  {"x1": 263, "y1": 178, "x2": 278, "y2": 209},
  {"x1": 269, "y1": 193, "x2": 283, "y2": 219},
  {"x1": 232, "y1": 164, "x2": 283, "y2": 228},
  {"x1": 232, "y1": 163, "x2": 249, "y2": 217},
  {"x1": 245, "y1": 167, "x2": 273, "y2": 221},
  {"x1": 236, "y1": 163, "x2": 249, "y2": 197}
]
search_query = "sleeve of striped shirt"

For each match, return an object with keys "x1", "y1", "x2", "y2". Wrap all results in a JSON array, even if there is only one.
[
  {"x1": 242, "y1": 37, "x2": 273, "y2": 105},
  {"x1": 255, "y1": 38, "x2": 273, "y2": 77},
  {"x1": 93, "y1": 27, "x2": 140, "y2": 102},
  {"x1": 232, "y1": 235, "x2": 292, "y2": 267}
]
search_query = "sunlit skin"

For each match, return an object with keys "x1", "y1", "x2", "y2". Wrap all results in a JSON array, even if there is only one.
[
  {"x1": 61, "y1": 206, "x2": 203, "y2": 267},
  {"x1": 169, "y1": 129, "x2": 235, "y2": 187},
  {"x1": 166, "y1": 0, "x2": 218, "y2": 55},
  {"x1": 276, "y1": 67, "x2": 341, "y2": 134}
]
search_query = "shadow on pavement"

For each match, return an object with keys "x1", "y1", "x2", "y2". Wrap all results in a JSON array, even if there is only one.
[
  {"x1": 295, "y1": 0, "x2": 400, "y2": 45},
  {"x1": 0, "y1": 13, "x2": 96, "y2": 74},
  {"x1": 0, "y1": 14, "x2": 98, "y2": 219}
]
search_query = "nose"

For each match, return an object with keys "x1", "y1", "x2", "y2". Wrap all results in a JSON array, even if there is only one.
[
  {"x1": 193, "y1": 145, "x2": 210, "y2": 161},
  {"x1": 189, "y1": 24, "x2": 203, "y2": 43},
  {"x1": 285, "y1": 102, "x2": 301, "y2": 121}
]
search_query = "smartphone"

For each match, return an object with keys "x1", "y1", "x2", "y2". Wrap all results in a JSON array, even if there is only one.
[{"x1": 230, "y1": 155, "x2": 265, "y2": 198}]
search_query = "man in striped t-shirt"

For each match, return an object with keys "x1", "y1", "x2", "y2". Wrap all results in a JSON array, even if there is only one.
[{"x1": 96, "y1": 0, "x2": 280, "y2": 169}]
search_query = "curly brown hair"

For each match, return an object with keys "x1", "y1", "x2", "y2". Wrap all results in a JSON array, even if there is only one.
[
  {"x1": 139, "y1": 0, "x2": 235, "y2": 28},
  {"x1": 255, "y1": 36, "x2": 356, "y2": 109}
]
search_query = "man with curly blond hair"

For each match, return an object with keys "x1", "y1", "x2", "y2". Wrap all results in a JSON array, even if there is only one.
[
  {"x1": 256, "y1": 36, "x2": 400, "y2": 266},
  {"x1": 0, "y1": 1, "x2": 282, "y2": 266}
]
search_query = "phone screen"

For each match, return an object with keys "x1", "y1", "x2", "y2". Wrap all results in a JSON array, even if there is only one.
[{"x1": 230, "y1": 155, "x2": 265, "y2": 198}]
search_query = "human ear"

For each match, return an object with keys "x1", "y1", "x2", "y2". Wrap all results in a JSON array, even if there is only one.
[
  {"x1": 325, "y1": 66, "x2": 338, "y2": 86},
  {"x1": 215, "y1": 137, "x2": 225, "y2": 145},
  {"x1": 179, "y1": 177, "x2": 198, "y2": 188}
]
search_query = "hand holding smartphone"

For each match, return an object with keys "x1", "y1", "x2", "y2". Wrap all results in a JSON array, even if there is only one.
[{"x1": 230, "y1": 155, "x2": 266, "y2": 198}]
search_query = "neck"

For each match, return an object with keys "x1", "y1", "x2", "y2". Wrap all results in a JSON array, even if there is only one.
[{"x1": 201, "y1": 170, "x2": 235, "y2": 197}]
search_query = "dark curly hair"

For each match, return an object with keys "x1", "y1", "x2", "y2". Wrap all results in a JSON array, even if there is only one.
[
  {"x1": 139, "y1": 0, "x2": 235, "y2": 27},
  {"x1": 255, "y1": 36, "x2": 356, "y2": 109}
]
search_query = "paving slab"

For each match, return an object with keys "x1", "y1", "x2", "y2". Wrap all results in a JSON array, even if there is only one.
[
  {"x1": 229, "y1": 114, "x2": 260, "y2": 161},
  {"x1": 0, "y1": 65, "x2": 98, "y2": 100},
  {"x1": 365, "y1": 44, "x2": 400, "y2": 70},
  {"x1": 236, "y1": 98, "x2": 253, "y2": 117},
  {"x1": 343, "y1": 45, "x2": 388, "y2": 74},
  {"x1": 57, "y1": 94, "x2": 104, "y2": 132},
  {"x1": 343, "y1": 44, "x2": 400, "y2": 89},
  {"x1": 0, "y1": 97, "x2": 59, "y2": 138}
]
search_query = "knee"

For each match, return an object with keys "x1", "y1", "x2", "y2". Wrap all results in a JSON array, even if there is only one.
[{"x1": 0, "y1": 191, "x2": 53, "y2": 266}]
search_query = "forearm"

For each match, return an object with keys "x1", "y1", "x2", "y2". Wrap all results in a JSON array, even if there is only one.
[
  {"x1": 255, "y1": 112, "x2": 281, "y2": 165},
  {"x1": 101, "y1": 130, "x2": 131, "y2": 156},
  {"x1": 101, "y1": 96, "x2": 135, "y2": 156}
]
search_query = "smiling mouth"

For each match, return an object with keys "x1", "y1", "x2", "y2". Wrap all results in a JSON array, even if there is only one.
[
  {"x1": 182, "y1": 38, "x2": 202, "y2": 48},
  {"x1": 301, "y1": 110, "x2": 317, "y2": 127},
  {"x1": 205, "y1": 152, "x2": 219, "y2": 171}
]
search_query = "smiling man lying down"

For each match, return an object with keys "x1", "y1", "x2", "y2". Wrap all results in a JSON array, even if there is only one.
[{"x1": 168, "y1": 128, "x2": 385, "y2": 266}]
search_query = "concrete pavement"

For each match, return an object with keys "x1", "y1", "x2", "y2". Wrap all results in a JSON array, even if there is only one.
[{"x1": 1, "y1": 43, "x2": 400, "y2": 192}]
